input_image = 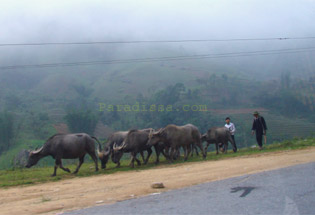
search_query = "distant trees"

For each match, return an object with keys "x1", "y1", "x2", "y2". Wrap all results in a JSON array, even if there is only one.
[
  {"x1": 255, "y1": 90, "x2": 309, "y2": 116},
  {"x1": 253, "y1": 74, "x2": 314, "y2": 118},
  {"x1": 0, "y1": 112, "x2": 14, "y2": 153},
  {"x1": 29, "y1": 112, "x2": 50, "y2": 139},
  {"x1": 64, "y1": 109, "x2": 98, "y2": 135},
  {"x1": 153, "y1": 83, "x2": 186, "y2": 105}
]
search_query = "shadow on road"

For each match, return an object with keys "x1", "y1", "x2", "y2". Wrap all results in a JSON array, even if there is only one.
[{"x1": 230, "y1": 186, "x2": 256, "y2": 197}]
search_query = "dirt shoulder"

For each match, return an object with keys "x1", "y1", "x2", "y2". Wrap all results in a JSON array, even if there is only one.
[{"x1": 1, "y1": 148, "x2": 315, "y2": 215}]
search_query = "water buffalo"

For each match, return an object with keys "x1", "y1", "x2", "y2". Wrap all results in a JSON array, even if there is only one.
[
  {"x1": 201, "y1": 127, "x2": 237, "y2": 155},
  {"x1": 112, "y1": 128, "x2": 155, "y2": 168},
  {"x1": 97, "y1": 131, "x2": 128, "y2": 169},
  {"x1": 147, "y1": 124, "x2": 206, "y2": 162},
  {"x1": 98, "y1": 129, "x2": 156, "y2": 168},
  {"x1": 25, "y1": 133, "x2": 101, "y2": 176}
]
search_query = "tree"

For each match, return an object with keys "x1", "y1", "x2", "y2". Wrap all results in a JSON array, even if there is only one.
[
  {"x1": 64, "y1": 109, "x2": 98, "y2": 135},
  {"x1": 154, "y1": 83, "x2": 186, "y2": 105},
  {"x1": 0, "y1": 112, "x2": 14, "y2": 153},
  {"x1": 29, "y1": 112, "x2": 50, "y2": 139}
]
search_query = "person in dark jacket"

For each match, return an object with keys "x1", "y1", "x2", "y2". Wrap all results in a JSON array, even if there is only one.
[{"x1": 251, "y1": 111, "x2": 267, "y2": 149}]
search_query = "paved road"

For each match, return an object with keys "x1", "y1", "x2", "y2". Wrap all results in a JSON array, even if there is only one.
[{"x1": 65, "y1": 162, "x2": 315, "y2": 215}]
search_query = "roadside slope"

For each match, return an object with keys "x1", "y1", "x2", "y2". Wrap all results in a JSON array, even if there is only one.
[{"x1": 0, "y1": 147, "x2": 315, "y2": 215}]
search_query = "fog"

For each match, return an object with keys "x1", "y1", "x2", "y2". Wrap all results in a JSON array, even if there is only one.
[
  {"x1": 1, "y1": 0, "x2": 315, "y2": 41},
  {"x1": 0, "y1": 0, "x2": 315, "y2": 169},
  {"x1": 0, "y1": 0, "x2": 315, "y2": 77}
]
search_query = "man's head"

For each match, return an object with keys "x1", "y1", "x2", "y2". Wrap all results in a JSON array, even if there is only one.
[
  {"x1": 253, "y1": 111, "x2": 259, "y2": 118},
  {"x1": 225, "y1": 117, "x2": 230, "y2": 124}
]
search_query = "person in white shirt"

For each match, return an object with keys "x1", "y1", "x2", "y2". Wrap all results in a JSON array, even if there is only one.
[{"x1": 225, "y1": 117, "x2": 237, "y2": 151}]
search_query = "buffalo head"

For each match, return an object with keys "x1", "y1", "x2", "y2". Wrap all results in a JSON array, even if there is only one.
[
  {"x1": 97, "y1": 145, "x2": 111, "y2": 169},
  {"x1": 201, "y1": 133, "x2": 207, "y2": 142},
  {"x1": 112, "y1": 141, "x2": 126, "y2": 164},
  {"x1": 147, "y1": 128, "x2": 164, "y2": 146},
  {"x1": 25, "y1": 147, "x2": 43, "y2": 168}
]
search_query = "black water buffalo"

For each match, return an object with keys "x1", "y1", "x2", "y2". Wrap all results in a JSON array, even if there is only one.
[
  {"x1": 153, "y1": 142, "x2": 168, "y2": 164},
  {"x1": 201, "y1": 127, "x2": 237, "y2": 155},
  {"x1": 97, "y1": 131, "x2": 128, "y2": 169},
  {"x1": 147, "y1": 124, "x2": 206, "y2": 162},
  {"x1": 112, "y1": 128, "x2": 155, "y2": 168},
  {"x1": 98, "y1": 129, "x2": 157, "y2": 168},
  {"x1": 25, "y1": 133, "x2": 100, "y2": 176}
]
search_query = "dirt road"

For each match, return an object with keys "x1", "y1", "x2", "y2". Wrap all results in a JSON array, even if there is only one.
[{"x1": 1, "y1": 148, "x2": 315, "y2": 215}]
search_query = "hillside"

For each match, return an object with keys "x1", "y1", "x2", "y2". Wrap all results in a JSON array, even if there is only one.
[{"x1": 0, "y1": 45, "x2": 314, "y2": 170}]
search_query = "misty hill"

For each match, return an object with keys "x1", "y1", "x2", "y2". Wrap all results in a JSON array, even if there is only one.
[{"x1": 0, "y1": 0, "x2": 315, "y2": 169}]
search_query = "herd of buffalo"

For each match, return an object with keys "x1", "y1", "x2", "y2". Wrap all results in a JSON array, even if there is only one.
[{"x1": 25, "y1": 124, "x2": 237, "y2": 176}]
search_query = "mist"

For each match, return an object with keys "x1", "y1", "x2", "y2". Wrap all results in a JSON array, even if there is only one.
[
  {"x1": 1, "y1": 0, "x2": 315, "y2": 65},
  {"x1": 0, "y1": 0, "x2": 314, "y2": 171}
]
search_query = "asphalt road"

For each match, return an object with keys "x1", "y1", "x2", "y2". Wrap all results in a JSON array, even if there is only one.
[{"x1": 65, "y1": 162, "x2": 315, "y2": 215}]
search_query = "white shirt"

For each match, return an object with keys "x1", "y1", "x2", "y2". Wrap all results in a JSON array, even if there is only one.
[{"x1": 225, "y1": 122, "x2": 236, "y2": 135}]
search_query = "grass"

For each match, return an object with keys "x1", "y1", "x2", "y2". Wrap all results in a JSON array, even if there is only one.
[{"x1": 0, "y1": 137, "x2": 314, "y2": 188}]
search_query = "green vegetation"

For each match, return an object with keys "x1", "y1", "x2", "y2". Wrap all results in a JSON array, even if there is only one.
[
  {"x1": 0, "y1": 59, "x2": 314, "y2": 170},
  {"x1": 64, "y1": 109, "x2": 98, "y2": 134},
  {"x1": 0, "y1": 137, "x2": 313, "y2": 188},
  {"x1": 0, "y1": 111, "x2": 14, "y2": 152}
]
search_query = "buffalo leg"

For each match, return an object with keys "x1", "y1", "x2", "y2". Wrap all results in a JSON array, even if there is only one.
[
  {"x1": 164, "y1": 146, "x2": 171, "y2": 161},
  {"x1": 173, "y1": 146, "x2": 180, "y2": 160},
  {"x1": 73, "y1": 156, "x2": 85, "y2": 174},
  {"x1": 59, "y1": 161, "x2": 71, "y2": 173},
  {"x1": 195, "y1": 140, "x2": 206, "y2": 158},
  {"x1": 183, "y1": 146, "x2": 187, "y2": 161},
  {"x1": 186, "y1": 145, "x2": 191, "y2": 160},
  {"x1": 219, "y1": 143, "x2": 225, "y2": 152},
  {"x1": 215, "y1": 143, "x2": 219, "y2": 155},
  {"x1": 140, "y1": 151, "x2": 145, "y2": 163},
  {"x1": 204, "y1": 143, "x2": 209, "y2": 157},
  {"x1": 194, "y1": 145, "x2": 199, "y2": 156},
  {"x1": 186, "y1": 145, "x2": 193, "y2": 161},
  {"x1": 190, "y1": 144, "x2": 194, "y2": 157},
  {"x1": 154, "y1": 145, "x2": 160, "y2": 165},
  {"x1": 88, "y1": 152, "x2": 99, "y2": 171},
  {"x1": 144, "y1": 148, "x2": 152, "y2": 165},
  {"x1": 129, "y1": 155, "x2": 135, "y2": 168},
  {"x1": 191, "y1": 144, "x2": 199, "y2": 157},
  {"x1": 169, "y1": 147, "x2": 176, "y2": 163},
  {"x1": 52, "y1": 160, "x2": 59, "y2": 177},
  {"x1": 52, "y1": 159, "x2": 70, "y2": 176},
  {"x1": 224, "y1": 141, "x2": 228, "y2": 153},
  {"x1": 129, "y1": 152, "x2": 141, "y2": 167},
  {"x1": 135, "y1": 155, "x2": 141, "y2": 166},
  {"x1": 161, "y1": 148, "x2": 167, "y2": 159}
]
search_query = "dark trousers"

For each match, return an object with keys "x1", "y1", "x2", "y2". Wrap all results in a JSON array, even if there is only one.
[
  {"x1": 231, "y1": 135, "x2": 235, "y2": 143},
  {"x1": 256, "y1": 133, "x2": 263, "y2": 147},
  {"x1": 231, "y1": 135, "x2": 237, "y2": 151}
]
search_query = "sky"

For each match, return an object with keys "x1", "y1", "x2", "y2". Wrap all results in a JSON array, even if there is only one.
[
  {"x1": 0, "y1": 0, "x2": 315, "y2": 77},
  {"x1": 1, "y1": 0, "x2": 315, "y2": 43}
]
